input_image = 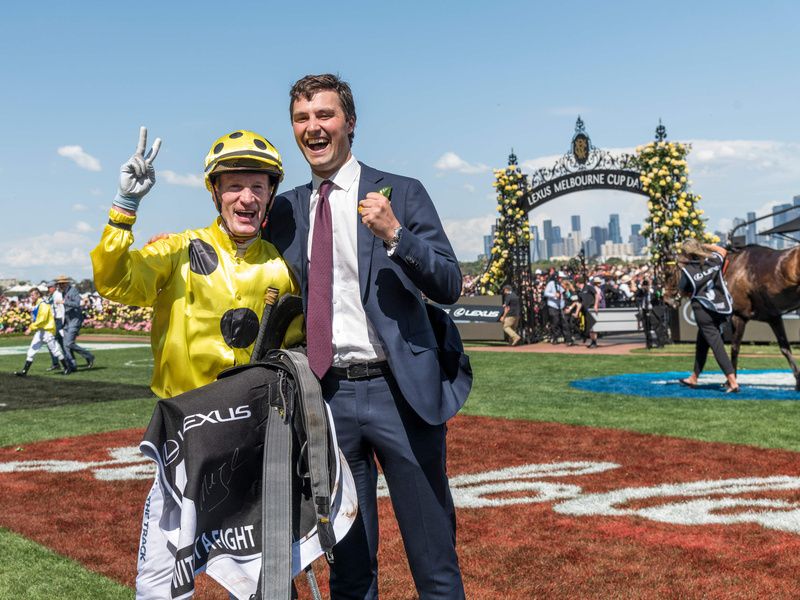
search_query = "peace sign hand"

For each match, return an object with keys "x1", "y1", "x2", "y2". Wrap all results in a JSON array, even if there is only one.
[{"x1": 118, "y1": 126, "x2": 162, "y2": 200}]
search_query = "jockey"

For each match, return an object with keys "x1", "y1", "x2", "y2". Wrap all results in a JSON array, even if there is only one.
[
  {"x1": 13, "y1": 287, "x2": 70, "y2": 376},
  {"x1": 91, "y1": 128, "x2": 306, "y2": 599},
  {"x1": 90, "y1": 127, "x2": 303, "y2": 398}
]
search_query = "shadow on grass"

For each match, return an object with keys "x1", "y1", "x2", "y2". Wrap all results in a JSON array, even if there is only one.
[{"x1": 0, "y1": 373, "x2": 153, "y2": 411}]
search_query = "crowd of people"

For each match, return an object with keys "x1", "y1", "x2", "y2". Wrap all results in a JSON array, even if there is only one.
[
  {"x1": 1, "y1": 289, "x2": 152, "y2": 335},
  {"x1": 465, "y1": 262, "x2": 663, "y2": 348}
]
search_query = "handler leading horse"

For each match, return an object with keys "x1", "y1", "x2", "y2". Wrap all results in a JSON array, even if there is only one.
[{"x1": 724, "y1": 244, "x2": 800, "y2": 390}]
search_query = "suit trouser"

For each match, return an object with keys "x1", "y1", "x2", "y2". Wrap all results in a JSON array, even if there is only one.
[
  {"x1": 62, "y1": 318, "x2": 94, "y2": 365},
  {"x1": 321, "y1": 371, "x2": 464, "y2": 600},
  {"x1": 692, "y1": 303, "x2": 734, "y2": 376},
  {"x1": 547, "y1": 307, "x2": 572, "y2": 343}
]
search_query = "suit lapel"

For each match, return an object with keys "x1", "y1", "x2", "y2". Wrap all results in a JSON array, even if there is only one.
[
  {"x1": 294, "y1": 184, "x2": 312, "y2": 303},
  {"x1": 356, "y1": 163, "x2": 384, "y2": 301}
]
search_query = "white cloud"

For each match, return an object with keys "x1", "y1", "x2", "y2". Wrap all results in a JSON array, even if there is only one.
[
  {"x1": 72, "y1": 203, "x2": 88, "y2": 212},
  {"x1": 463, "y1": 184, "x2": 475, "y2": 193},
  {"x1": 687, "y1": 139, "x2": 800, "y2": 179},
  {"x1": 434, "y1": 152, "x2": 491, "y2": 175},
  {"x1": 75, "y1": 221, "x2": 93, "y2": 233},
  {"x1": 161, "y1": 170, "x2": 204, "y2": 188},
  {"x1": 57, "y1": 145, "x2": 101, "y2": 172},
  {"x1": 90, "y1": 188, "x2": 103, "y2": 197},
  {"x1": 442, "y1": 214, "x2": 497, "y2": 260},
  {"x1": 0, "y1": 231, "x2": 93, "y2": 272}
]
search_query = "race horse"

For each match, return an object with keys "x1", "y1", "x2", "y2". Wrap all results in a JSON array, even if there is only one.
[{"x1": 724, "y1": 244, "x2": 800, "y2": 390}]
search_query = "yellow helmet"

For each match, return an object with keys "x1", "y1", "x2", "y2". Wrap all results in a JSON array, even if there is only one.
[{"x1": 203, "y1": 130, "x2": 284, "y2": 193}]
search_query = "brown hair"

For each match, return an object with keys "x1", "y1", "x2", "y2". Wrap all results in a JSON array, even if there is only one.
[{"x1": 289, "y1": 74, "x2": 356, "y2": 145}]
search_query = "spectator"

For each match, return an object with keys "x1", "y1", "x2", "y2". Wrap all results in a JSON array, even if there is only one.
[
  {"x1": 499, "y1": 284, "x2": 522, "y2": 346},
  {"x1": 55, "y1": 275, "x2": 94, "y2": 373},
  {"x1": 544, "y1": 271, "x2": 574, "y2": 346}
]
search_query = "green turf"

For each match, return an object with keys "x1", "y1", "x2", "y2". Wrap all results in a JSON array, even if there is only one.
[
  {"x1": 0, "y1": 528, "x2": 132, "y2": 600},
  {"x1": 631, "y1": 343, "x2": 789, "y2": 356},
  {"x1": 1, "y1": 341, "x2": 798, "y2": 451},
  {"x1": 462, "y1": 351, "x2": 799, "y2": 451},
  {"x1": 0, "y1": 345, "x2": 156, "y2": 446}
]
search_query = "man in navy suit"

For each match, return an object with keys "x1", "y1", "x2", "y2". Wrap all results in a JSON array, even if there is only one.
[{"x1": 266, "y1": 74, "x2": 469, "y2": 599}]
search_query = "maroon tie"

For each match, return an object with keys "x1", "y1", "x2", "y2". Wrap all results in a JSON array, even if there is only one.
[{"x1": 307, "y1": 180, "x2": 334, "y2": 378}]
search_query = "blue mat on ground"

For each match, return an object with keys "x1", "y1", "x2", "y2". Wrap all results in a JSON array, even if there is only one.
[{"x1": 570, "y1": 370, "x2": 798, "y2": 400}]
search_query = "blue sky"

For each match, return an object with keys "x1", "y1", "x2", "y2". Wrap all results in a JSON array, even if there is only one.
[{"x1": 2, "y1": 0, "x2": 799, "y2": 282}]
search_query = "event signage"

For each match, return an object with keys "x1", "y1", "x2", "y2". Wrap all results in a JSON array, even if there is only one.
[
  {"x1": 437, "y1": 303, "x2": 502, "y2": 323},
  {"x1": 526, "y1": 169, "x2": 647, "y2": 212}
]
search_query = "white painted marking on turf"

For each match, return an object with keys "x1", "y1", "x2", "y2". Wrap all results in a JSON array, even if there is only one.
[
  {"x1": 0, "y1": 342, "x2": 149, "y2": 356},
  {"x1": 554, "y1": 476, "x2": 800, "y2": 534},
  {"x1": 377, "y1": 461, "x2": 621, "y2": 507},
  {"x1": 655, "y1": 372, "x2": 796, "y2": 391},
  {"x1": 3, "y1": 451, "x2": 800, "y2": 537},
  {"x1": 124, "y1": 358, "x2": 155, "y2": 368},
  {"x1": 0, "y1": 445, "x2": 155, "y2": 480}
]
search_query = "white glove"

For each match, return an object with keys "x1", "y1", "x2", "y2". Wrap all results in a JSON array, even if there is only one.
[{"x1": 114, "y1": 126, "x2": 162, "y2": 212}]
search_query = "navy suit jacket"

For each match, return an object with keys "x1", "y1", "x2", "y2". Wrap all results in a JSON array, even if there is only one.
[{"x1": 265, "y1": 162, "x2": 471, "y2": 425}]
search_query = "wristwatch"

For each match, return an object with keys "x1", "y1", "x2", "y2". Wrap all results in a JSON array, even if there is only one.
[{"x1": 385, "y1": 225, "x2": 403, "y2": 252}]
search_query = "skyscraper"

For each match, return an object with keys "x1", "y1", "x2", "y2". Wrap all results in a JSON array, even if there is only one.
[
  {"x1": 483, "y1": 224, "x2": 497, "y2": 258},
  {"x1": 552, "y1": 226, "x2": 562, "y2": 246},
  {"x1": 589, "y1": 226, "x2": 607, "y2": 251},
  {"x1": 529, "y1": 225, "x2": 541, "y2": 262},
  {"x1": 542, "y1": 219, "x2": 553, "y2": 259},
  {"x1": 609, "y1": 214, "x2": 622, "y2": 244},
  {"x1": 746, "y1": 211, "x2": 756, "y2": 245},
  {"x1": 571, "y1": 215, "x2": 581, "y2": 233},
  {"x1": 773, "y1": 203, "x2": 792, "y2": 249},
  {"x1": 629, "y1": 224, "x2": 644, "y2": 255}
]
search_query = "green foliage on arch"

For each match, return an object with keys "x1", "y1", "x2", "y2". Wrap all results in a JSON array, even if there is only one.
[{"x1": 479, "y1": 164, "x2": 531, "y2": 294}]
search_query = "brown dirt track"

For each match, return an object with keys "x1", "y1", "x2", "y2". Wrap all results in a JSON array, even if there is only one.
[{"x1": 2, "y1": 416, "x2": 800, "y2": 598}]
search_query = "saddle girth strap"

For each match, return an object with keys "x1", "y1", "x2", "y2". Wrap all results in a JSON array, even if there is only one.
[
  {"x1": 275, "y1": 350, "x2": 337, "y2": 557},
  {"x1": 257, "y1": 368, "x2": 293, "y2": 600}
]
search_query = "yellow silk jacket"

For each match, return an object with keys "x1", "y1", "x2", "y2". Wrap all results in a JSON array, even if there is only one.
[
  {"x1": 91, "y1": 208, "x2": 302, "y2": 398},
  {"x1": 30, "y1": 299, "x2": 57, "y2": 334}
]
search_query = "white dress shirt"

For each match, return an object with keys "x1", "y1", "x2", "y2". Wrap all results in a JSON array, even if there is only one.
[
  {"x1": 308, "y1": 155, "x2": 386, "y2": 366},
  {"x1": 51, "y1": 289, "x2": 65, "y2": 320}
]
